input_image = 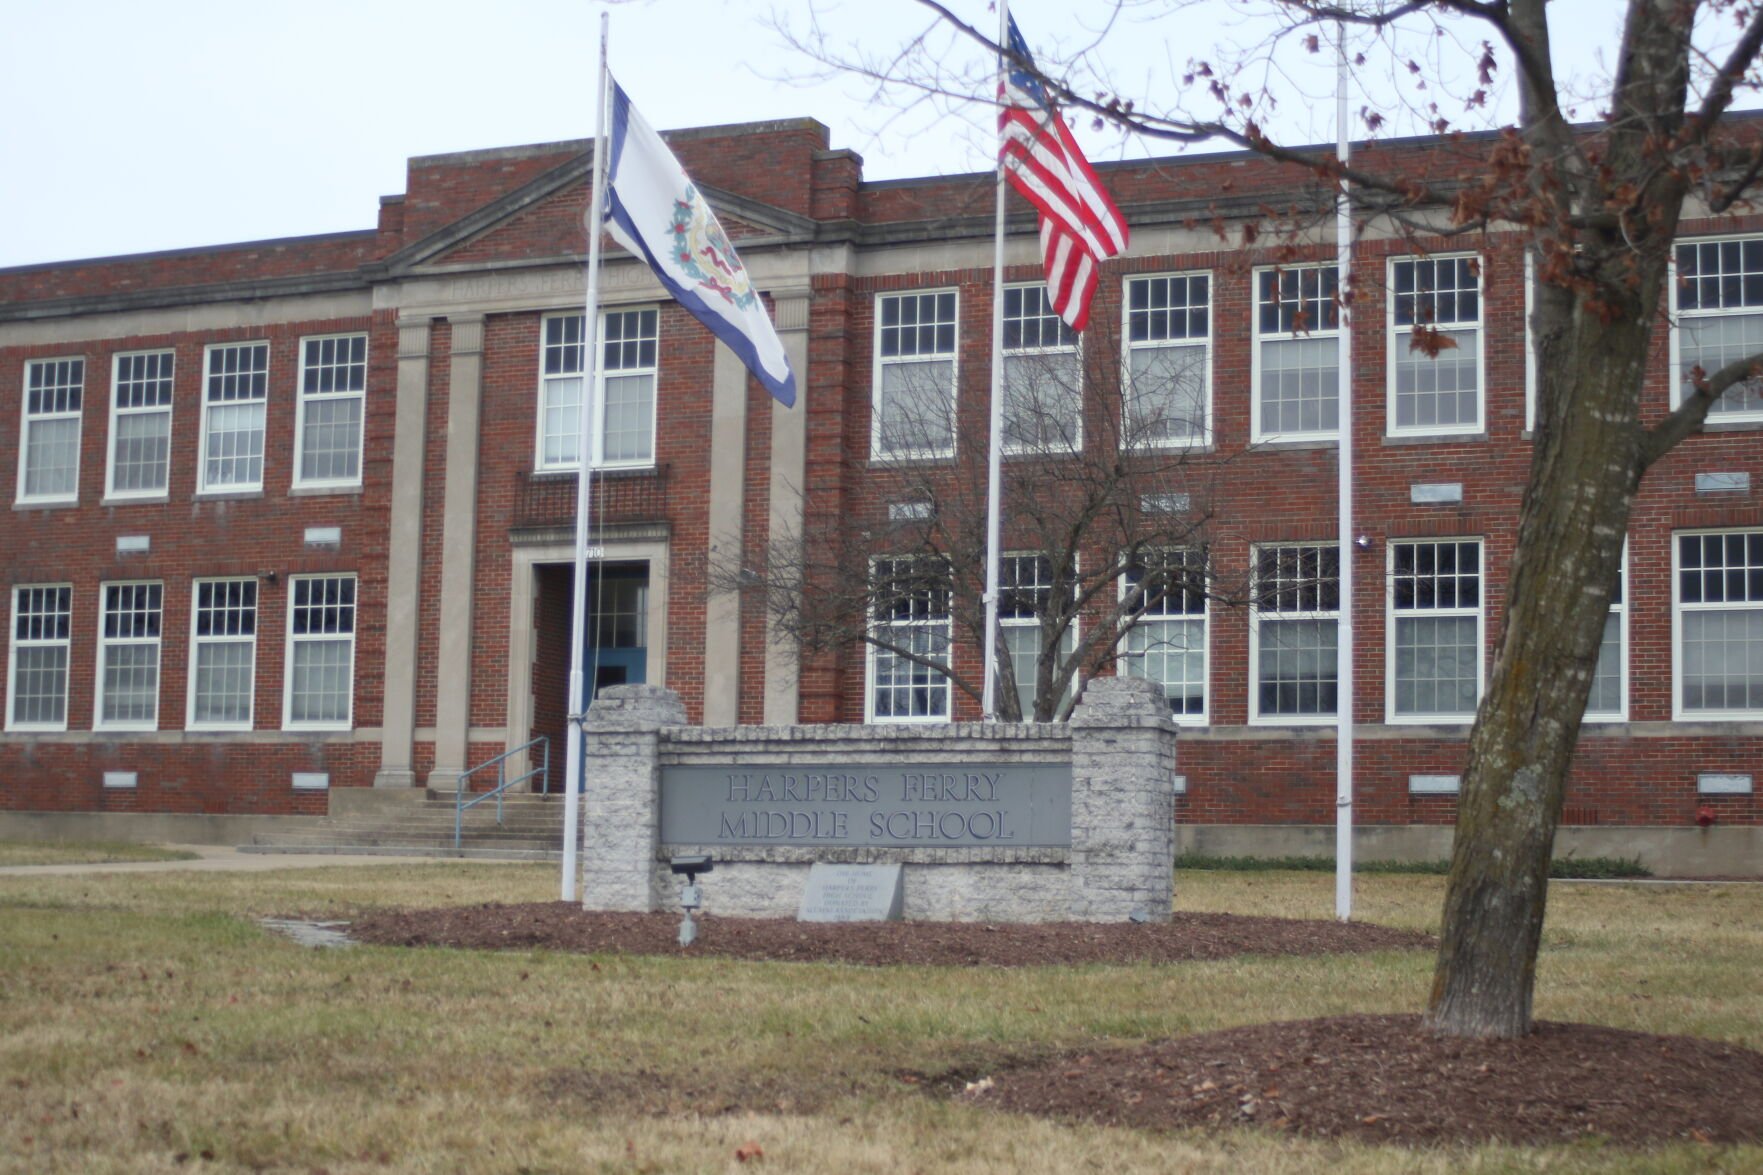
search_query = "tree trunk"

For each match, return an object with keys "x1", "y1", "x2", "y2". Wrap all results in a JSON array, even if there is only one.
[{"x1": 1425, "y1": 301, "x2": 1651, "y2": 1038}]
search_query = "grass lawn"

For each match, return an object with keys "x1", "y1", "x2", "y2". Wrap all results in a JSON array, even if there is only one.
[
  {"x1": 0, "y1": 863, "x2": 1757, "y2": 1173},
  {"x1": 0, "y1": 840, "x2": 199, "y2": 867}
]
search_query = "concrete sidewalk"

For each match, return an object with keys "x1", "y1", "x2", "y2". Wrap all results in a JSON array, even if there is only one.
[{"x1": 0, "y1": 845, "x2": 536, "y2": 878}]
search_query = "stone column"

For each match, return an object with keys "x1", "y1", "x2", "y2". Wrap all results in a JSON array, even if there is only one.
[
  {"x1": 581, "y1": 684, "x2": 687, "y2": 911},
  {"x1": 763, "y1": 295, "x2": 810, "y2": 724},
  {"x1": 1067, "y1": 676, "x2": 1179, "y2": 921},
  {"x1": 374, "y1": 317, "x2": 432, "y2": 788},
  {"x1": 426, "y1": 315, "x2": 485, "y2": 792},
  {"x1": 701, "y1": 344, "x2": 749, "y2": 725}
]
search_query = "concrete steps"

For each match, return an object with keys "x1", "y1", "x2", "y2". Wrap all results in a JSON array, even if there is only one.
[{"x1": 243, "y1": 789, "x2": 569, "y2": 860}]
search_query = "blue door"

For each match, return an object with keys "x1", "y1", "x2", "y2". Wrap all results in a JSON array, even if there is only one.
[{"x1": 584, "y1": 562, "x2": 648, "y2": 701}]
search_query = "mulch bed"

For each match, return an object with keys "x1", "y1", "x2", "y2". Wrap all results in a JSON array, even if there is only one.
[
  {"x1": 965, "y1": 1013, "x2": 1763, "y2": 1147},
  {"x1": 341, "y1": 903, "x2": 1763, "y2": 1147},
  {"x1": 344, "y1": 901, "x2": 1432, "y2": 965}
]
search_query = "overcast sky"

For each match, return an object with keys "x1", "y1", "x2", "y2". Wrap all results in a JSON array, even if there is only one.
[{"x1": 0, "y1": 0, "x2": 1665, "y2": 269}]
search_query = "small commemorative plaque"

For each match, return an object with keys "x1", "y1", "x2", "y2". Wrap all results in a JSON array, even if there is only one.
[{"x1": 798, "y1": 862, "x2": 904, "y2": 923}]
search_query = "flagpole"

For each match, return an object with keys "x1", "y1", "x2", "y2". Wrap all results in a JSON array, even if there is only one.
[
  {"x1": 563, "y1": 11, "x2": 612, "y2": 903},
  {"x1": 981, "y1": 0, "x2": 1011, "y2": 722},
  {"x1": 1333, "y1": 20, "x2": 1356, "y2": 922}
]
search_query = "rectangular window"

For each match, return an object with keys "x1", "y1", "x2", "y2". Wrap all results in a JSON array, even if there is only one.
[
  {"x1": 1121, "y1": 548, "x2": 1207, "y2": 720},
  {"x1": 1252, "y1": 544, "x2": 1340, "y2": 722},
  {"x1": 873, "y1": 290, "x2": 958, "y2": 458},
  {"x1": 1389, "y1": 539, "x2": 1483, "y2": 722},
  {"x1": 1586, "y1": 553, "x2": 1627, "y2": 721},
  {"x1": 18, "y1": 358, "x2": 84, "y2": 503},
  {"x1": 188, "y1": 579, "x2": 257, "y2": 730},
  {"x1": 1253, "y1": 265, "x2": 1340, "y2": 441},
  {"x1": 1673, "y1": 238, "x2": 1763, "y2": 421},
  {"x1": 296, "y1": 334, "x2": 367, "y2": 487},
  {"x1": 867, "y1": 556, "x2": 951, "y2": 722},
  {"x1": 1002, "y1": 285, "x2": 1081, "y2": 453},
  {"x1": 7, "y1": 585, "x2": 72, "y2": 731},
  {"x1": 200, "y1": 342, "x2": 269, "y2": 492},
  {"x1": 285, "y1": 575, "x2": 356, "y2": 729},
  {"x1": 106, "y1": 351, "x2": 174, "y2": 499},
  {"x1": 1388, "y1": 256, "x2": 1482, "y2": 435},
  {"x1": 536, "y1": 309, "x2": 659, "y2": 470},
  {"x1": 1124, "y1": 274, "x2": 1210, "y2": 447},
  {"x1": 998, "y1": 553, "x2": 1076, "y2": 719},
  {"x1": 97, "y1": 582, "x2": 162, "y2": 730},
  {"x1": 1674, "y1": 530, "x2": 1763, "y2": 718}
]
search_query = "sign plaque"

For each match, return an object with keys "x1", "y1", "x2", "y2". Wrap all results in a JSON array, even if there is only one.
[
  {"x1": 659, "y1": 762, "x2": 1072, "y2": 849},
  {"x1": 798, "y1": 862, "x2": 904, "y2": 922}
]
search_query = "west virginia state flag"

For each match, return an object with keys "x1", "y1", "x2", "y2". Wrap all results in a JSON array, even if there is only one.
[{"x1": 603, "y1": 79, "x2": 797, "y2": 407}]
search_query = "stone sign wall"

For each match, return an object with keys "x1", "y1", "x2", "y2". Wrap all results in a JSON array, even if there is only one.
[{"x1": 580, "y1": 677, "x2": 1178, "y2": 923}]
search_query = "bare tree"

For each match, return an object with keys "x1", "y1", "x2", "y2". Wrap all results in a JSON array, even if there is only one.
[
  {"x1": 780, "y1": 0, "x2": 1763, "y2": 1038},
  {"x1": 729, "y1": 310, "x2": 1262, "y2": 722}
]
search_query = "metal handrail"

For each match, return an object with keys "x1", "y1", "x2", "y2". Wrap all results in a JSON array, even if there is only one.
[{"x1": 454, "y1": 736, "x2": 551, "y2": 850}]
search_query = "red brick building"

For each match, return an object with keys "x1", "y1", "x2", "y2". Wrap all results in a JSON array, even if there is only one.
[{"x1": 2, "y1": 118, "x2": 1758, "y2": 868}]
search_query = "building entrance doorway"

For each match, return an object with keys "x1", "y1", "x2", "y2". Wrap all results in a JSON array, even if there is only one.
[{"x1": 528, "y1": 560, "x2": 651, "y2": 776}]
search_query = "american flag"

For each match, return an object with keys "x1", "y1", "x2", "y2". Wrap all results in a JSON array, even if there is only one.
[{"x1": 998, "y1": 14, "x2": 1129, "y2": 332}]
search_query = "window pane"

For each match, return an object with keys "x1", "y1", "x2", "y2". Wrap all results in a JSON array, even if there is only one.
[
  {"x1": 23, "y1": 417, "x2": 80, "y2": 497},
  {"x1": 1127, "y1": 344, "x2": 1206, "y2": 444},
  {"x1": 299, "y1": 395, "x2": 362, "y2": 482},
  {"x1": 1586, "y1": 612, "x2": 1623, "y2": 715},
  {"x1": 1394, "y1": 615, "x2": 1479, "y2": 716},
  {"x1": 1394, "y1": 329, "x2": 1480, "y2": 429},
  {"x1": 205, "y1": 402, "x2": 266, "y2": 487},
  {"x1": 872, "y1": 624, "x2": 950, "y2": 719},
  {"x1": 112, "y1": 410, "x2": 171, "y2": 493},
  {"x1": 289, "y1": 639, "x2": 352, "y2": 724},
  {"x1": 1260, "y1": 336, "x2": 1340, "y2": 434},
  {"x1": 1259, "y1": 618, "x2": 1338, "y2": 716},
  {"x1": 876, "y1": 360, "x2": 954, "y2": 455},
  {"x1": 193, "y1": 642, "x2": 254, "y2": 725},
  {"x1": 101, "y1": 643, "x2": 160, "y2": 724},
  {"x1": 11, "y1": 645, "x2": 69, "y2": 726},
  {"x1": 601, "y1": 373, "x2": 655, "y2": 463},
  {"x1": 1123, "y1": 617, "x2": 1205, "y2": 715},
  {"x1": 1681, "y1": 609, "x2": 1763, "y2": 712},
  {"x1": 541, "y1": 375, "x2": 583, "y2": 466},
  {"x1": 1002, "y1": 350, "x2": 1081, "y2": 451},
  {"x1": 1679, "y1": 313, "x2": 1763, "y2": 415}
]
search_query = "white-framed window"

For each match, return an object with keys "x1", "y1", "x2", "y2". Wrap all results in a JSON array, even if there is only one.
[
  {"x1": 536, "y1": 308, "x2": 659, "y2": 470},
  {"x1": 1523, "y1": 251, "x2": 1538, "y2": 433},
  {"x1": 7, "y1": 585, "x2": 72, "y2": 731},
  {"x1": 873, "y1": 290, "x2": 958, "y2": 459},
  {"x1": 998, "y1": 553, "x2": 1077, "y2": 719},
  {"x1": 866, "y1": 556, "x2": 952, "y2": 722},
  {"x1": 188, "y1": 578, "x2": 258, "y2": 730},
  {"x1": 200, "y1": 342, "x2": 269, "y2": 492},
  {"x1": 1388, "y1": 538, "x2": 1484, "y2": 722},
  {"x1": 1120, "y1": 548, "x2": 1208, "y2": 722},
  {"x1": 1388, "y1": 255, "x2": 1483, "y2": 436},
  {"x1": 1124, "y1": 273, "x2": 1210, "y2": 447},
  {"x1": 106, "y1": 351, "x2": 174, "y2": 500},
  {"x1": 96, "y1": 582, "x2": 162, "y2": 731},
  {"x1": 1251, "y1": 543, "x2": 1340, "y2": 724},
  {"x1": 284, "y1": 574, "x2": 356, "y2": 730},
  {"x1": 1673, "y1": 530, "x2": 1763, "y2": 719},
  {"x1": 1253, "y1": 265, "x2": 1340, "y2": 441},
  {"x1": 1586, "y1": 550, "x2": 1627, "y2": 722},
  {"x1": 1672, "y1": 237, "x2": 1763, "y2": 422},
  {"x1": 18, "y1": 357, "x2": 84, "y2": 504},
  {"x1": 295, "y1": 334, "x2": 367, "y2": 488},
  {"x1": 1002, "y1": 285, "x2": 1081, "y2": 453}
]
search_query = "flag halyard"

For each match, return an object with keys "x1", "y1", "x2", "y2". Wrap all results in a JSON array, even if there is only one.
[
  {"x1": 604, "y1": 80, "x2": 797, "y2": 406},
  {"x1": 999, "y1": 15, "x2": 1129, "y2": 331}
]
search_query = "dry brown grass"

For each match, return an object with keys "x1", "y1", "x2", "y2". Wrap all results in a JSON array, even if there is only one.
[
  {"x1": 0, "y1": 840, "x2": 198, "y2": 867},
  {"x1": 0, "y1": 863, "x2": 1757, "y2": 1172}
]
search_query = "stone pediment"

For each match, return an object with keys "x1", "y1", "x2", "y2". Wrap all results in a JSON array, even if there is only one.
[{"x1": 384, "y1": 153, "x2": 814, "y2": 276}]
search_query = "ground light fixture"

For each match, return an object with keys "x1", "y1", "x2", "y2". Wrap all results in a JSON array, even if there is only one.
[{"x1": 671, "y1": 854, "x2": 713, "y2": 946}]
